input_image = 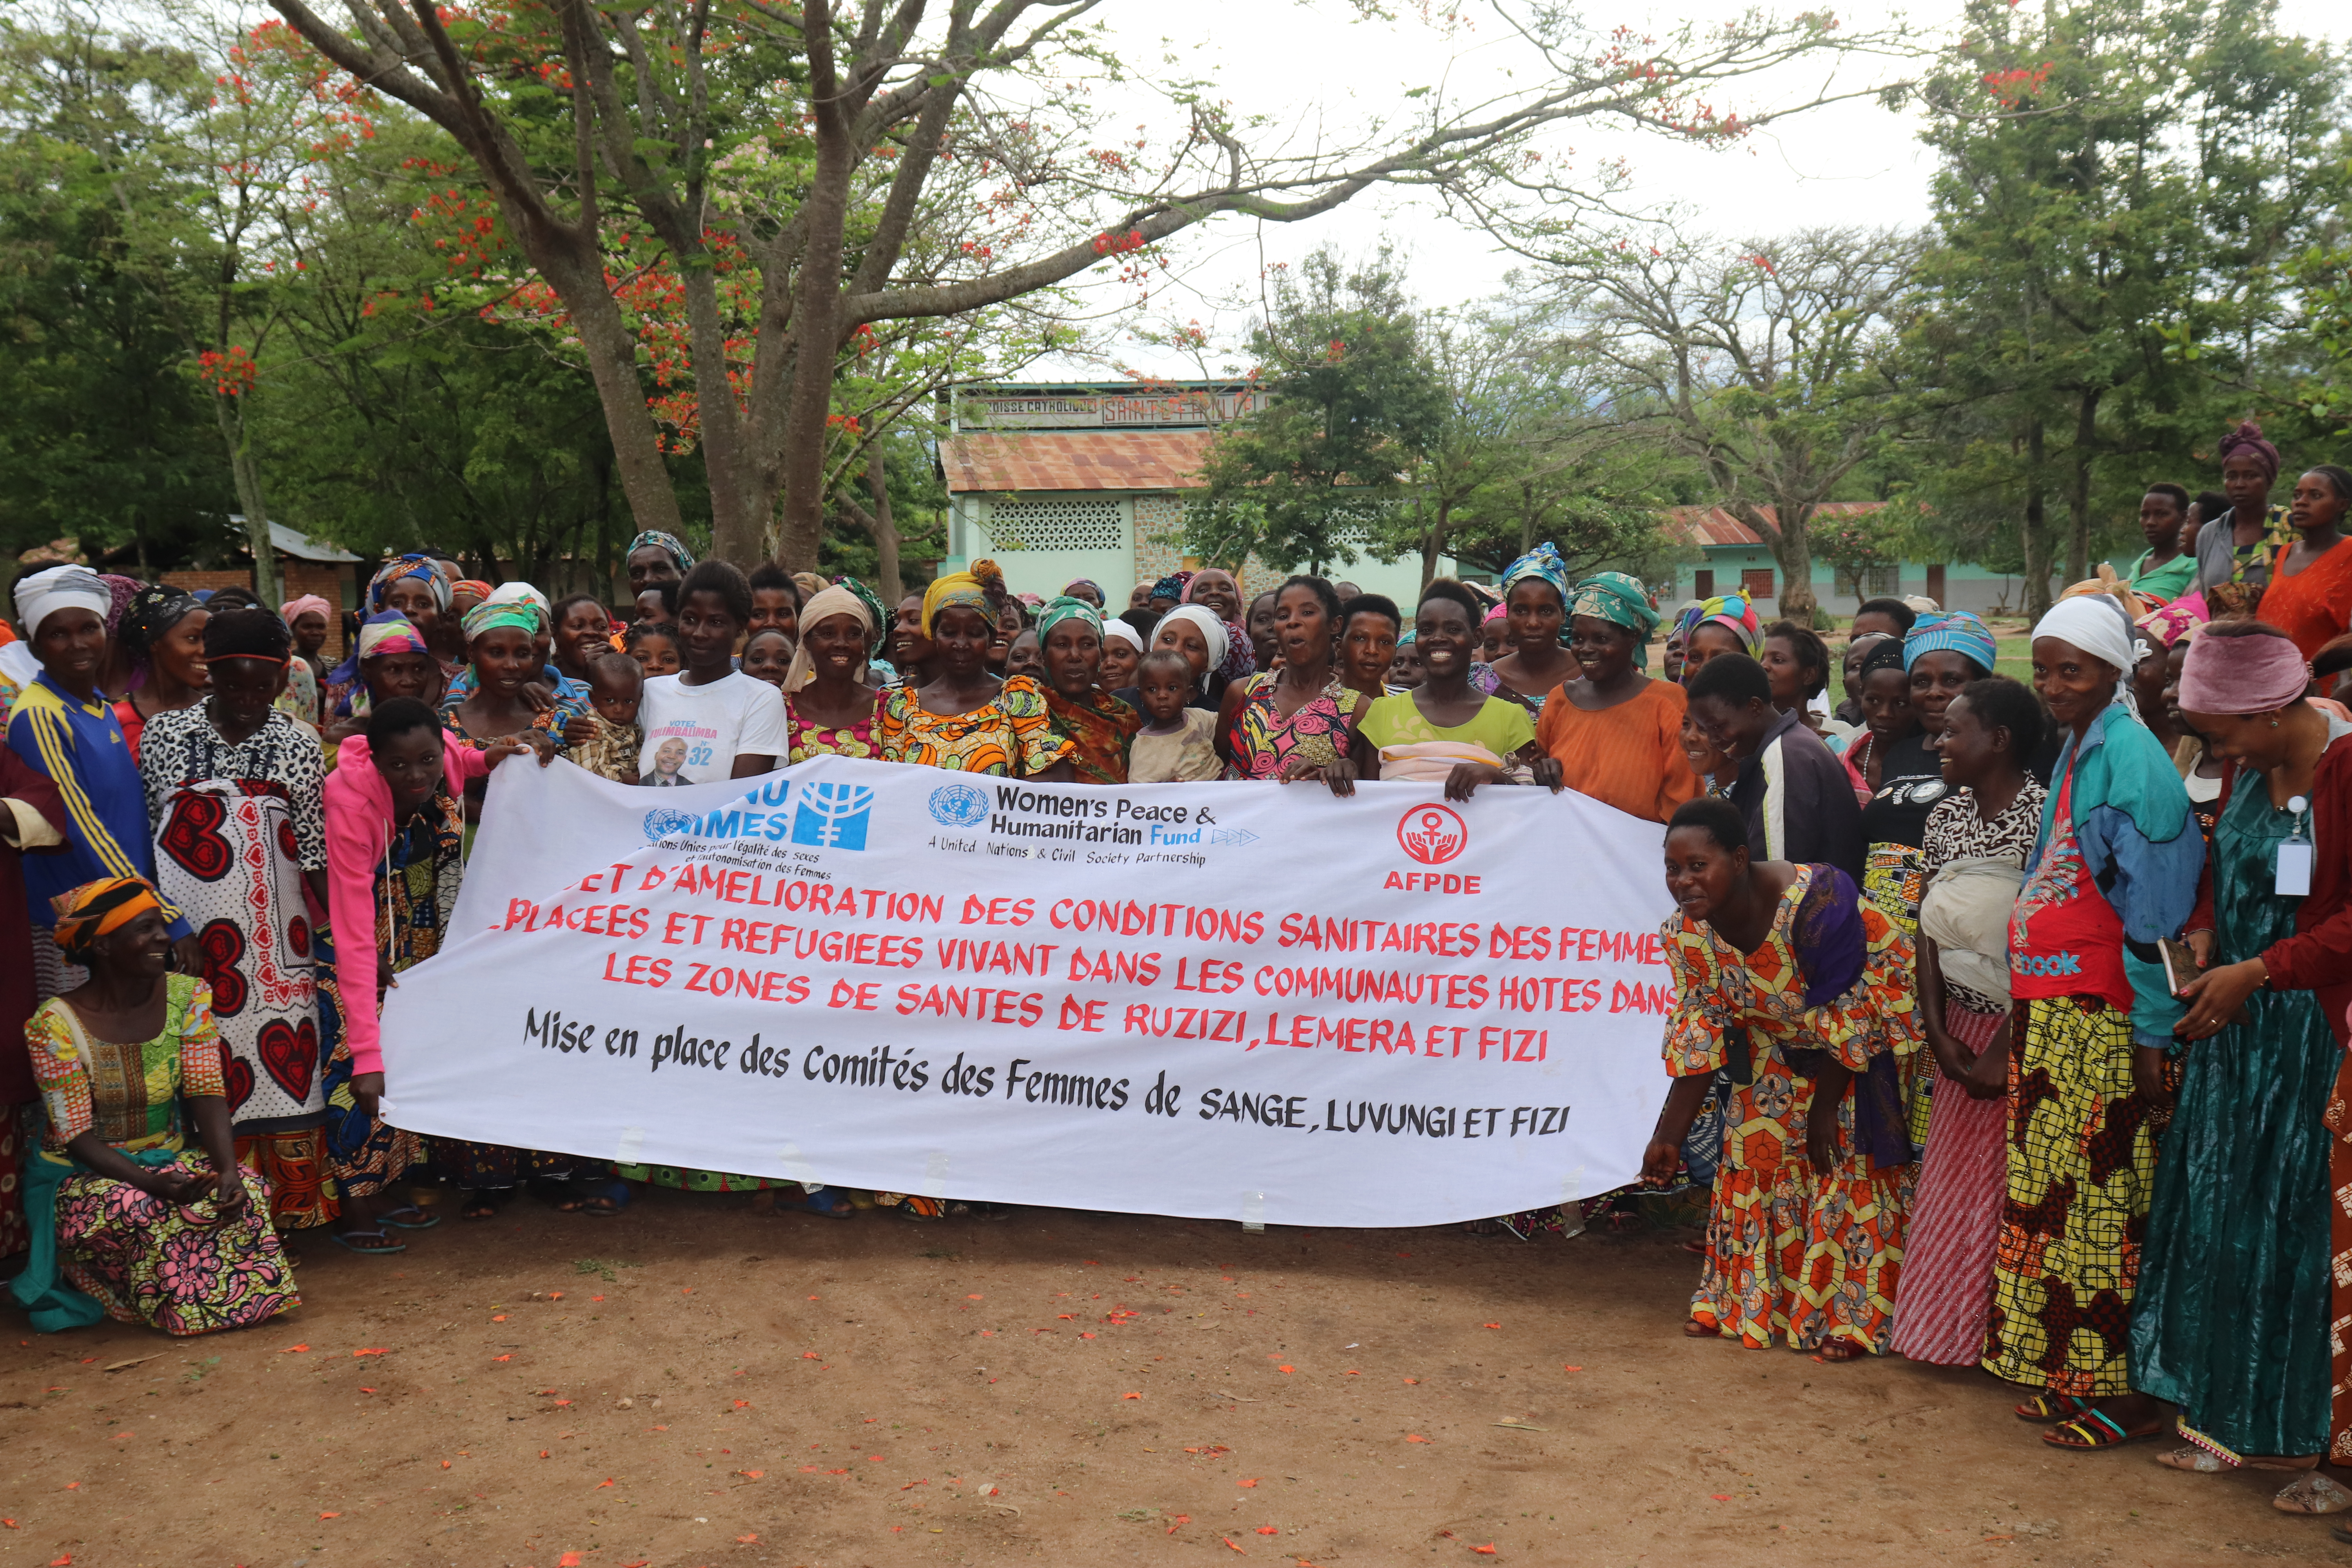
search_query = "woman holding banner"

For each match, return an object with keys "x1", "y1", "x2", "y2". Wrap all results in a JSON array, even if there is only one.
[{"x1": 1642, "y1": 795, "x2": 1919, "y2": 1358}]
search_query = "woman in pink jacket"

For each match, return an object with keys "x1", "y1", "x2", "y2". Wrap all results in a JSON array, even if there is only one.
[{"x1": 320, "y1": 698, "x2": 580, "y2": 1245}]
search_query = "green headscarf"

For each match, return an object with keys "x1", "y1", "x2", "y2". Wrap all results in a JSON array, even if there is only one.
[
  {"x1": 1569, "y1": 572, "x2": 1660, "y2": 666},
  {"x1": 1036, "y1": 595, "x2": 1104, "y2": 642},
  {"x1": 461, "y1": 601, "x2": 542, "y2": 643}
]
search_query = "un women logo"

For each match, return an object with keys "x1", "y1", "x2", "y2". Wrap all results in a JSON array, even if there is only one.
[
  {"x1": 791, "y1": 782, "x2": 875, "y2": 851},
  {"x1": 928, "y1": 782, "x2": 989, "y2": 827},
  {"x1": 643, "y1": 806, "x2": 697, "y2": 842}
]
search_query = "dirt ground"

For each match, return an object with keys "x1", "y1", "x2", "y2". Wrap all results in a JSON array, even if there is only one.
[{"x1": 2, "y1": 1187, "x2": 2344, "y2": 1568}]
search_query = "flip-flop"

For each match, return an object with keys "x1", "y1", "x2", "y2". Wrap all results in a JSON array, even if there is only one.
[
  {"x1": 2157, "y1": 1445, "x2": 2230, "y2": 1474},
  {"x1": 2044, "y1": 1410, "x2": 2161, "y2": 1450},
  {"x1": 329, "y1": 1229, "x2": 407, "y2": 1255},
  {"x1": 377, "y1": 1206, "x2": 442, "y2": 1231}
]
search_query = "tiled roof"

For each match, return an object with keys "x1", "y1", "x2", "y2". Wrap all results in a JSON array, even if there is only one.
[
  {"x1": 1662, "y1": 501, "x2": 1886, "y2": 548},
  {"x1": 942, "y1": 430, "x2": 1218, "y2": 494}
]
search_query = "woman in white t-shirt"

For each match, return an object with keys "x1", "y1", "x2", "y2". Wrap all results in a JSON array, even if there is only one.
[{"x1": 635, "y1": 561, "x2": 790, "y2": 784}]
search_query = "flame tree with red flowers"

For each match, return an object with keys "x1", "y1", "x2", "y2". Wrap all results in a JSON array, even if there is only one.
[{"x1": 261, "y1": 0, "x2": 1894, "y2": 571}]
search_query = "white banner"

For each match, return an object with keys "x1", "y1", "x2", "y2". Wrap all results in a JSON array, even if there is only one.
[{"x1": 379, "y1": 755, "x2": 1676, "y2": 1227}]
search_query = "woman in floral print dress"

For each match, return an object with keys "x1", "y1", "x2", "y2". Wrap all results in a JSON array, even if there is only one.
[{"x1": 1642, "y1": 796, "x2": 1920, "y2": 1358}]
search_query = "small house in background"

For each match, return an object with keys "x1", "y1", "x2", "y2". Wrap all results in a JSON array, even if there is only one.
[
  {"x1": 1658, "y1": 505, "x2": 2048, "y2": 620},
  {"x1": 163, "y1": 519, "x2": 363, "y2": 658},
  {"x1": 938, "y1": 382, "x2": 1454, "y2": 603}
]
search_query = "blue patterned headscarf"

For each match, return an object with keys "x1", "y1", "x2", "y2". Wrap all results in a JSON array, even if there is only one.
[
  {"x1": 1902, "y1": 610, "x2": 1998, "y2": 675},
  {"x1": 628, "y1": 530, "x2": 696, "y2": 573},
  {"x1": 1501, "y1": 543, "x2": 1569, "y2": 601},
  {"x1": 366, "y1": 553, "x2": 450, "y2": 615}
]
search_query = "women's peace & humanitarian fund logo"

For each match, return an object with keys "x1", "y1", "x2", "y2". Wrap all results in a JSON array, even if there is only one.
[{"x1": 928, "y1": 782, "x2": 990, "y2": 827}]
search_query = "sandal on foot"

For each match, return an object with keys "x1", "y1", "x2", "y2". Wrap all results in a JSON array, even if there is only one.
[
  {"x1": 1815, "y1": 1341, "x2": 1867, "y2": 1361},
  {"x1": 377, "y1": 1205, "x2": 442, "y2": 1231},
  {"x1": 2157, "y1": 1445, "x2": 2232, "y2": 1474},
  {"x1": 459, "y1": 1191, "x2": 505, "y2": 1221},
  {"x1": 329, "y1": 1228, "x2": 407, "y2": 1255},
  {"x1": 2015, "y1": 1391, "x2": 2092, "y2": 1423},
  {"x1": 2043, "y1": 1410, "x2": 2162, "y2": 1450},
  {"x1": 795, "y1": 1188, "x2": 856, "y2": 1220},
  {"x1": 1683, "y1": 1319, "x2": 1722, "y2": 1338},
  {"x1": 2275, "y1": 1474, "x2": 2352, "y2": 1514}
]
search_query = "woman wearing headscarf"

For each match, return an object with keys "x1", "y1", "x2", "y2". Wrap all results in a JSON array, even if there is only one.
[
  {"x1": 1486, "y1": 544, "x2": 1579, "y2": 715},
  {"x1": 1149, "y1": 570, "x2": 1194, "y2": 613},
  {"x1": 1038, "y1": 596, "x2": 1140, "y2": 784},
  {"x1": 1062, "y1": 578, "x2": 1106, "y2": 610},
  {"x1": 1535, "y1": 571, "x2": 1695, "y2": 823},
  {"x1": 9, "y1": 567, "x2": 196, "y2": 1003},
  {"x1": 877, "y1": 560, "x2": 1072, "y2": 780},
  {"x1": 440, "y1": 601, "x2": 587, "y2": 773},
  {"x1": 1993, "y1": 590, "x2": 2202, "y2": 1450},
  {"x1": 322, "y1": 612, "x2": 442, "y2": 753},
  {"x1": 112, "y1": 586, "x2": 209, "y2": 766},
  {"x1": 91, "y1": 573, "x2": 144, "y2": 703},
  {"x1": 1641, "y1": 797, "x2": 1919, "y2": 1357},
  {"x1": 366, "y1": 554, "x2": 461, "y2": 675},
  {"x1": 782, "y1": 584, "x2": 881, "y2": 763},
  {"x1": 1672, "y1": 593, "x2": 1764, "y2": 684},
  {"x1": 137, "y1": 609, "x2": 338, "y2": 1240},
  {"x1": 2245, "y1": 466, "x2": 2352, "y2": 662},
  {"x1": 1889, "y1": 676, "x2": 2046, "y2": 1368},
  {"x1": 2195, "y1": 420, "x2": 2295, "y2": 613},
  {"x1": 278, "y1": 594, "x2": 332, "y2": 728},
  {"x1": 11, "y1": 876, "x2": 297, "y2": 1335},
  {"x1": 1100, "y1": 617, "x2": 1144, "y2": 690},
  {"x1": 2128, "y1": 622, "x2": 2348, "y2": 1498},
  {"x1": 1146, "y1": 604, "x2": 1233, "y2": 713},
  {"x1": 624, "y1": 530, "x2": 695, "y2": 598}
]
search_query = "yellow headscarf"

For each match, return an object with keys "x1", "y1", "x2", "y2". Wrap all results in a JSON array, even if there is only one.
[
  {"x1": 51, "y1": 877, "x2": 165, "y2": 960},
  {"x1": 782, "y1": 585, "x2": 877, "y2": 693},
  {"x1": 921, "y1": 558, "x2": 1005, "y2": 638}
]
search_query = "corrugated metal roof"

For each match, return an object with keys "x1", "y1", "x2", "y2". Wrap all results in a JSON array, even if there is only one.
[
  {"x1": 1661, "y1": 501, "x2": 1886, "y2": 548},
  {"x1": 942, "y1": 431, "x2": 1218, "y2": 494}
]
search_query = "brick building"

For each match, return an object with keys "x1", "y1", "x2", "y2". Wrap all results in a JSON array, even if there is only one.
[{"x1": 161, "y1": 521, "x2": 365, "y2": 659}]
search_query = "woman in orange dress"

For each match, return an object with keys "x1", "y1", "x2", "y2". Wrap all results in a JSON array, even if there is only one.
[
  {"x1": 1536, "y1": 572, "x2": 1696, "y2": 822},
  {"x1": 2255, "y1": 466, "x2": 2352, "y2": 660}
]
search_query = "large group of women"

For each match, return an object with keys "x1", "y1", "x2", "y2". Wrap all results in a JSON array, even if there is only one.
[{"x1": 2, "y1": 418, "x2": 2351, "y2": 1534}]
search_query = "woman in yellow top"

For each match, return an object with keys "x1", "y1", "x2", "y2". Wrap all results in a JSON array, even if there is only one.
[
  {"x1": 1320, "y1": 580, "x2": 1563, "y2": 800},
  {"x1": 877, "y1": 560, "x2": 1073, "y2": 781}
]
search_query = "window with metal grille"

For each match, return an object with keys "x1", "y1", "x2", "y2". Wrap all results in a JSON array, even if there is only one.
[
  {"x1": 1740, "y1": 567, "x2": 1775, "y2": 600},
  {"x1": 985, "y1": 499, "x2": 1124, "y2": 551}
]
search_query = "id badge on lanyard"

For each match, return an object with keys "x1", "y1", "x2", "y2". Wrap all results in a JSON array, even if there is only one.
[{"x1": 2278, "y1": 794, "x2": 2314, "y2": 898}]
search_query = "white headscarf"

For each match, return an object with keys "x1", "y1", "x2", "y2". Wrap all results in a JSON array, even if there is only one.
[
  {"x1": 1154, "y1": 605, "x2": 1228, "y2": 690},
  {"x1": 2033, "y1": 593, "x2": 2141, "y2": 715},
  {"x1": 485, "y1": 581, "x2": 552, "y2": 620},
  {"x1": 1104, "y1": 619, "x2": 1145, "y2": 652},
  {"x1": 13, "y1": 565, "x2": 112, "y2": 637},
  {"x1": 784, "y1": 585, "x2": 874, "y2": 693}
]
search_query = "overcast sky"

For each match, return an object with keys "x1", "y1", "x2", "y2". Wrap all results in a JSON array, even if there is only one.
[{"x1": 1028, "y1": 0, "x2": 2345, "y2": 380}]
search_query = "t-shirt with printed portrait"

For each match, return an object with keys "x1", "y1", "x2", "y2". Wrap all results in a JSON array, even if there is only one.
[{"x1": 634, "y1": 670, "x2": 791, "y2": 786}]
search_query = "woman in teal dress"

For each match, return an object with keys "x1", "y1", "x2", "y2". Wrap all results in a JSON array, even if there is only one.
[{"x1": 2131, "y1": 620, "x2": 2345, "y2": 1477}]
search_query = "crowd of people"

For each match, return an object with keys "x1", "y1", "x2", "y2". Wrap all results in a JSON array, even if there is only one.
[{"x1": 1, "y1": 419, "x2": 2350, "y2": 1535}]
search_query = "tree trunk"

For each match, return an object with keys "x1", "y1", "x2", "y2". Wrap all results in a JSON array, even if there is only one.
[
  {"x1": 2021, "y1": 418, "x2": 2054, "y2": 623},
  {"x1": 1420, "y1": 497, "x2": 1453, "y2": 591},
  {"x1": 1762, "y1": 504, "x2": 1818, "y2": 621},
  {"x1": 866, "y1": 446, "x2": 903, "y2": 606},
  {"x1": 770, "y1": 0, "x2": 854, "y2": 575},
  {"x1": 212, "y1": 390, "x2": 280, "y2": 605},
  {"x1": 2066, "y1": 388, "x2": 2100, "y2": 583},
  {"x1": 536, "y1": 245, "x2": 690, "y2": 550}
]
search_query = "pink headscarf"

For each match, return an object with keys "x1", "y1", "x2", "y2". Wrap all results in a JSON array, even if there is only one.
[
  {"x1": 2177, "y1": 628, "x2": 2311, "y2": 715},
  {"x1": 2135, "y1": 591, "x2": 2208, "y2": 651},
  {"x1": 281, "y1": 594, "x2": 332, "y2": 626}
]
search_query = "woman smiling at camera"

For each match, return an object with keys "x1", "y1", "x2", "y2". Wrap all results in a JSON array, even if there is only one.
[
  {"x1": 1038, "y1": 596, "x2": 1141, "y2": 785},
  {"x1": 1321, "y1": 581, "x2": 1559, "y2": 801},
  {"x1": 10, "y1": 876, "x2": 297, "y2": 1335},
  {"x1": 878, "y1": 559, "x2": 1073, "y2": 783},
  {"x1": 1536, "y1": 572, "x2": 1694, "y2": 823}
]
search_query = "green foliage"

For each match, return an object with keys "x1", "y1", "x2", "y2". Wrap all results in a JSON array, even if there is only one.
[{"x1": 1189, "y1": 247, "x2": 1446, "y2": 574}]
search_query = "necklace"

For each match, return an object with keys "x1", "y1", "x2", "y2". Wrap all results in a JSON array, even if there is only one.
[{"x1": 1851, "y1": 733, "x2": 1877, "y2": 779}]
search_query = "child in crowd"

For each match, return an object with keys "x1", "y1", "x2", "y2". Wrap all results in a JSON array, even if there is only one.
[
  {"x1": 1004, "y1": 626, "x2": 1045, "y2": 681},
  {"x1": 625, "y1": 619, "x2": 681, "y2": 678},
  {"x1": 741, "y1": 628, "x2": 793, "y2": 689},
  {"x1": 1126, "y1": 649, "x2": 1220, "y2": 782},
  {"x1": 574, "y1": 652, "x2": 645, "y2": 784},
  {"x1": 1390, "y1": 631, "x2": 1427, "y2": 689}
]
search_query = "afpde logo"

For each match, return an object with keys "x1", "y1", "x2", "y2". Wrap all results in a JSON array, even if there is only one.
[
  {"x1": 1397, "y1": 803, "x2": 1468, "y2": 865},
  {"x1": 792, "y1": 782, "x2": 875, "y2": 850},
  {"x1": 928, "y1": 782, "x2": 989, "y2": 827}
]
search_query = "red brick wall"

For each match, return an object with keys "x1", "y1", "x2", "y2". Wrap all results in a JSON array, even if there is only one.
[{"x1": 159, "y1": 561, "x2": 351, "y2": 658}]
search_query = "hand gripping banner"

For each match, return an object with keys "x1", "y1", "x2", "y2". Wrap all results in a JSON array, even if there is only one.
[{"x1": 378, "y1": 755, "x2": 1676, "y2": 1227}]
